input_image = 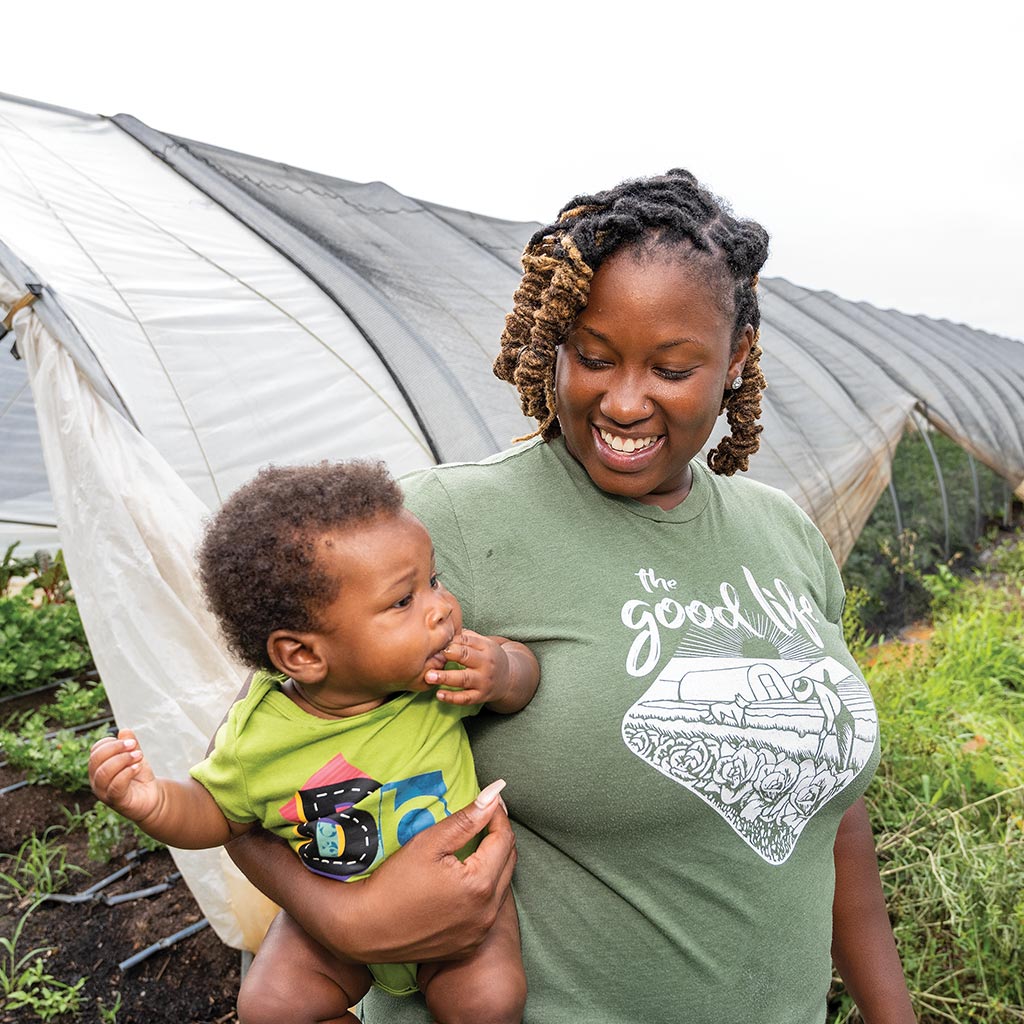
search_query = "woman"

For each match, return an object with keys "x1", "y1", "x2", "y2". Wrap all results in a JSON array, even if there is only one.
[{"x1": 227, "y1": 169, "x2": 915, "y2": 1023}]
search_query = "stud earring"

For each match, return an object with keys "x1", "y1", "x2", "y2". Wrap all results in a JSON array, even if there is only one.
[{"x1": 731, "y1": 376, "x2": 743, "y2": 391}]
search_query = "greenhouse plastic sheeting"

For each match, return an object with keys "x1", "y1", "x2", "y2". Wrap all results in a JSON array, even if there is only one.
[{"x1": 2, "y1": 92, "x2": 1024, "y2": 949}]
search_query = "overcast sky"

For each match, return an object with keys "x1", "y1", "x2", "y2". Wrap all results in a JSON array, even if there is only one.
[{"x1": 5, "y1": 0, "x2": 1022, "y2": 340}]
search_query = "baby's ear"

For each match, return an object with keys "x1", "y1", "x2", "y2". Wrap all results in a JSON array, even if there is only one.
[{"x1": 267, "y1": 630, "x2": 328, "y2": 683}]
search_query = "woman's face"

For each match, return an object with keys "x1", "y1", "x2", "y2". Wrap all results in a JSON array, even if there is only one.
[{"x1": 555, "y1": 247, "x2": 752, "y2": 510}]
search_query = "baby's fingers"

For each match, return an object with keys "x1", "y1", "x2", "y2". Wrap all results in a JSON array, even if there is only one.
[
  {"x1": 442, "y1": 630, "x2": 489, "y2": 669},
  {"x1": 424, "y1": 665, "x2": 469, "y2": 690},
  {"x1": 89, "y1": 732, "x2": 145, "y2": 797},
  {"x1": 433, "y1": 684, "x2": 486, "y2": 706}
]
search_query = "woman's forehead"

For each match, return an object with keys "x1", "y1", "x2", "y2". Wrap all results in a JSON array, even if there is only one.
[{"x1": 579, "y1": 247, "x2": 735, "y2": 335}]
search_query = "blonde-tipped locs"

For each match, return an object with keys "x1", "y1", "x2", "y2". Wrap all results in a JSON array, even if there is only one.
[{"x1": 493, "y1": 170, "x2": 770, "y2": 473}]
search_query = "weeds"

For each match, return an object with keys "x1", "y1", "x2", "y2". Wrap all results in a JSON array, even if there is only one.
[
  {"x1": 830, "y1": 535, "x2": 1024, "y2": 1022},
  {"x1": 0, "y1": 906, "x2": 86, "y2": 1021},
  {"x1": 0, "y1": 825, "x2": 85, "y2": 900},
  {"x1": 97, "y1": 991, "x2": 123, "y2": 1023}
]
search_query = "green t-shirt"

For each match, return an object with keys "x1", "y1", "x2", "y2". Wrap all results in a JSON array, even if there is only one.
[
  {"x1": 191, "y1": 672, "x2": 480, "y2": 882},
  {"x1": 367, "y1": 437, "x2": 879, "y2": 1024}
]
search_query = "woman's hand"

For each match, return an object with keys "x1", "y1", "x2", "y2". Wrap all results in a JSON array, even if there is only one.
[{"x1": 225, "y1": 781, "x2": 517, "y2": 964}]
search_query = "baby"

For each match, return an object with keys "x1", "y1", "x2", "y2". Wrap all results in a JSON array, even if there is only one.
[{"x1": 89, "y1": 460, "x2": 538, "y2": 1024}]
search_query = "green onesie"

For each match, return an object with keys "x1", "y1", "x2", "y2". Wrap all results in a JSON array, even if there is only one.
[{"x1": 191, "y1": 671, "x2": 481, "y2": 995}]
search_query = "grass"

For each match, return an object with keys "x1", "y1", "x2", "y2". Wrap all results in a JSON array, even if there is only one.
[
  {"x1": 830, "y1": 535, "x2": 1024, "y2": 1022},
  {"x1": 0, "y1": 825, "x2": 85, "y2": 901}
]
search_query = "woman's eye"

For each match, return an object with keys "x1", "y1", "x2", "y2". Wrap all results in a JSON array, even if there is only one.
[
  {"x1": 655, "y1": 367, "x2": 694, "y2": 381},
  {"x1": 575, "y1": 350, "x2": 610, "y2": 370}
]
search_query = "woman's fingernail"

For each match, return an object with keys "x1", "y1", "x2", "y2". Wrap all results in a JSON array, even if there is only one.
[{"x1": 474, "y1": 779, "x2": 507, "y2": 809}]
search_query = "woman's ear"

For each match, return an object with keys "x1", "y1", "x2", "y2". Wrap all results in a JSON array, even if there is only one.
[
  {"x1": 267, "y1": 630, "x2": 328, "y2": 684},
  {"x1": 729, "y1": 324, "x2": 754, "y2": 380}
]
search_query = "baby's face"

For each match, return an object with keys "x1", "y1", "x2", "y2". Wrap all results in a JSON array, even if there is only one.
[{"x1": 310, "y1": 510, "x2": 463, "y2": 704}]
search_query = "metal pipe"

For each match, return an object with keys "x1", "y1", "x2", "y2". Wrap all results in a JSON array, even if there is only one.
[
  {"x1": 967, "y1": 453, "x2": 982, "y2": 540},
  {"x1": 913, "y1": 411, "x2": 951, "y2": 558}
]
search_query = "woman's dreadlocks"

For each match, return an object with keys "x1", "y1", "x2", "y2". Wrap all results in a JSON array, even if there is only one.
[{"x1": 493, "y1": 169, "x2": 770, "y2": 474}]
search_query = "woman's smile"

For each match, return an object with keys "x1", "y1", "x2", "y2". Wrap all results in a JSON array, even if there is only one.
[
  {"x1": 592, "y1": 425, "x2": 666, "y2": 469},
  {"x1": 555, "y1": 246, "x2": 751, "y2": 510}
]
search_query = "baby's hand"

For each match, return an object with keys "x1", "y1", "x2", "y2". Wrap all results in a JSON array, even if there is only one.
[
  {"x1": 88, "y1": 729, "x2": 161, "y2": 824},
  {"x1": 426, "y1": 630, "x2": 514, "y2": 707}
]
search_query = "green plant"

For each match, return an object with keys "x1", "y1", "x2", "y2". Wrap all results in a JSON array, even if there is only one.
[
  {"x1": 830, "y1": 547, "x2": 1024, "y2": 1022},
  {"x1": 31, "y1": 550, "x2": 73, "y2": 605},
  {"x1": 840, "y1": 585, "x2": 874, "y2": 662},
  {"x1": 48, "y1": 680, "x2": 108, "y2": 726},
  {"x1": 920, "y1": 561, "x2": 964, "y2": 612},
  {"x1": 0, "y1": 907, "x2": 86, "y2": 1021},
  {"x1": 81, "y1": 802, "x2": 165, "y2": 864},
  {"x1": 0, "y1": 542, "x2": 36, "y2": 596},
  {"x1": 0, "y1": 825, "x2": 85, "y2": 900},
  {"x1": 3, "y1": 959, "x2": 86, "y2": 1021},
  {"x1": 0, "y1": 591, "x2": 93, "y2": 694},
  {"x1": 0, "y1": 906, "x2": 51, "y2": 994},
  {"x1": 0, "y1": 712, "x2": 108, "y2": 791},
  {"x1": 987, "y1": 530, "x2": 1024, "y2": 583},
  {"x1": 97, "y1": 991, "x2": 122, "y2": 1023}
]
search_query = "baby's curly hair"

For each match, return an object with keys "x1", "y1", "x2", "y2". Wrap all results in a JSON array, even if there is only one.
[
  {"x1": 494, "y1": 169, "x2": 770, "y2": 474},
  {"x1": 198, "y1": 460, "x2": 403, "y2": 671}
]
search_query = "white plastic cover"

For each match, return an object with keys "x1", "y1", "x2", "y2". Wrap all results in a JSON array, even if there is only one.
[
  {"x1": 11, "y1": 298, "x2": 252, "y2": 946},
  {"x1": 0, "y1": 98, "x2": 433, "y2": 510}
]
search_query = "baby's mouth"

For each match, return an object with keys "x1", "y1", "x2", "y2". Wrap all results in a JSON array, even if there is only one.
[{"x1": 427, "y1": 631, "x2": 455, "y2": 667}]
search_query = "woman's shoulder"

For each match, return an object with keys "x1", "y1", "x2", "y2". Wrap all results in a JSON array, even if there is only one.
[
  {"x1": 401, "y1": 437, "x2": 553, "y2": 509},
  {"x1": 697, "y1": 461, "x2": 824, "y2": 538}
]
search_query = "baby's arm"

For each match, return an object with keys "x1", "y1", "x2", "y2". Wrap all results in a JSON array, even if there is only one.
[
  {"x1": 89, "y1": 729, "x2": 252, "y2": 849},
  {"x1": 426, "y1": 631, "x2": 539, "y2": 713}
]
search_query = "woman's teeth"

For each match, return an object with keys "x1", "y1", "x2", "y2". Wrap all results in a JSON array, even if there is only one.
[{"x1": 599, "y1": 429, "x2": 657, "y2": 453}]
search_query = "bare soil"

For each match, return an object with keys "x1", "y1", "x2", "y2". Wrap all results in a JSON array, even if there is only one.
[{"x1": 0, "y1": 690, "x2": 240, "y2": 1023}]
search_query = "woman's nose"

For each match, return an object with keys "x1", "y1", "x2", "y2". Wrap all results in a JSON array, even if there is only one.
[{"x1": 600, "y1": 373, "x2": 650, "y2": 425}]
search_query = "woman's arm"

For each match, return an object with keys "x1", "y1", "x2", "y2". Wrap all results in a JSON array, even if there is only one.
[
  {"x1": 832, "y1": 798, "x2": 916, "y2": 1023},
  {"x1": 225, "y1": 784, "x2": 517, "y2": 964}
]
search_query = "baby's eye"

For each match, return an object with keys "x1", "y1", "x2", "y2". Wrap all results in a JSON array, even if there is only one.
[
  {"x1": 429, "y1": 572, "x2": 441, "y2": 589},
  {"x1": 393, "y1": 593, "x2": 414, "y2": 609}
]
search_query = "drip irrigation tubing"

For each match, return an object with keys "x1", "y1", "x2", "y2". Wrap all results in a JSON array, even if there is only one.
[
  {"x1": 41, "y1": 848, "x2": 150, "y2": 904},
  {"x1": 0, "y1": 670, "x2": 100, "y2": 704},
  {"x1": 118, "y1": 918, "x2": 210, "y2": 972}
]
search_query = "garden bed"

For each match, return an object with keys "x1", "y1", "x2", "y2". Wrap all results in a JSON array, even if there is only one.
[{"x1": 0, "y1": 684, "x2": 240, "y2": 1023}]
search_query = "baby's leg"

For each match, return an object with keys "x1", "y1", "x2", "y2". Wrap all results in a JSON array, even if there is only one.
[
  {"x1": 418, "y1": 894, "x2": 526, "y2": 1024},
  {"x1": 237, "y1": 910, "x2": 372, "y2": 1024}
]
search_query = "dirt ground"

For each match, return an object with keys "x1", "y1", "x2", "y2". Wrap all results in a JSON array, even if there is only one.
[{"x1": 0, "y1": 691, "x2": 241, "y2": 1023}]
